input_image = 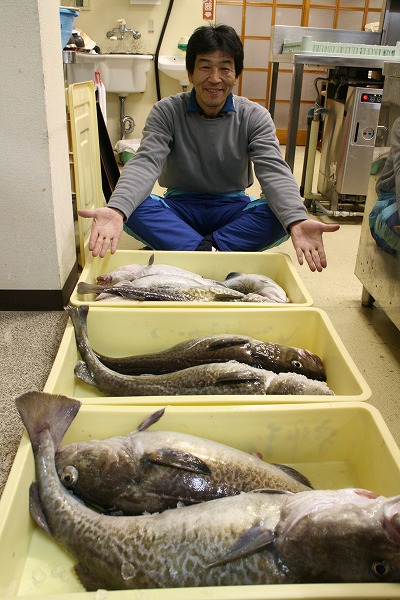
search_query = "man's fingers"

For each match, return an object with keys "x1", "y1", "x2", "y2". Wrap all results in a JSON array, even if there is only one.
[
  {"x1": 110, "y1": 236, "x2": 120, "y2": 255},
  {"x1": 78, "y1": 209, "x2": 96, "y2": 218}
]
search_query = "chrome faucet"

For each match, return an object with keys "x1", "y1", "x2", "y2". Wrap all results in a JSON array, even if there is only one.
[{"x1": 107, "y1": 19, "x2": 141, "y2": 40}]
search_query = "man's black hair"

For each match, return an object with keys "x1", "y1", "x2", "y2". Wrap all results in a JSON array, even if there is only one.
[{"x1": 186, "y1": 24, "x2": 244, "y2": 77}]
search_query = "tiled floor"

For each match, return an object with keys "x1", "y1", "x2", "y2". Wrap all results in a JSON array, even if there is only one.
[{"x1": 1, "y1": 148, "x2": 399, "y2": 500}]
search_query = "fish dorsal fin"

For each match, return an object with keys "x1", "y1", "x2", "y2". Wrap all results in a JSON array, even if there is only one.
[
  {"x1": 207, "y1": 336, "x2": 250, "y2": 350},
  {"x1": 206, "y1": 523, "x2": 275, "y2": 569},
  {"x1": 148, "y1": 253, "x2": 155, "y2": 266},
  {"x1": 136, "y1": 408, "x2": 166, "y2": 432},
  {"x1": 272, "y1": 463, "x2": 314, "y2": 489},
  {"x1": 29, "y1": 482, "x2": 52, "y2": 536},
  {"x1": 224, "y1": 272, "x2": 241, "y2": 280},
  {"x1": 145, "y1": 448, "x2": 211, "y2": 476}
]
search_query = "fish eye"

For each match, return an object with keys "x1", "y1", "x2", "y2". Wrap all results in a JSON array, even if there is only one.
[
  {"x1": 371, "y1": 560, "x2": 392, "y2": 579},
  {"x1": 290, "y1": 360, "x2": 302, "y2": 370},
  {"x1": 60, "y1": 465, "x2": 79, "y2": 487}
]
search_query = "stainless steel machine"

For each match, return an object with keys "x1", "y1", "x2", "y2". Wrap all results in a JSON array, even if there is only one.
[
  {"x1": 354, "y1": 61, "x2": 400, "y2": 328},
  {"x1": 317, "y1": 86, "x2": 383, "y2": 210}
]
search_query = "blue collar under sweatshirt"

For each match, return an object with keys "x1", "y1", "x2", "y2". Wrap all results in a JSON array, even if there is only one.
[{"x1": 187, "y1": 89, "x2": 236, "y2": 115}]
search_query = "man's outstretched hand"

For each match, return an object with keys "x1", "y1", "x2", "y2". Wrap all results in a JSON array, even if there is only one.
[
  {"x1": 78, "y1": 207, "x2": 125, "y2": 258},
  {"x1": 289, "y1": 219, "x2": 340, "y2": 272}
]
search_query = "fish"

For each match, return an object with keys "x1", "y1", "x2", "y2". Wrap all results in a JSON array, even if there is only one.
[
  {"x1": 77, "y1": 280, "x2": 243, "y2": 303},
  {"x1": 221, "y1": 272, "x2": 290, "y2": 303},
  {"x1": 94, "y1": 255, "x2": 290, "y2": 303},
  {"x1": 55, "y1": 406, "x2": 313, "y2": 515},
  {"x1": 94, "y1": 333, "x2": 327, "y2": 381},
  {"x1": 95, "y1": 280, "x2": 141, "y2": 303},
  {"x1": 16, "y1": 390, "x2": 400, "y2": 591},
  {"x1": 96, "y1": 253, "x2": 219, "y2": 285},
  {"x1": 65, "y1": 305, "x2": 334, "y2": 396}
]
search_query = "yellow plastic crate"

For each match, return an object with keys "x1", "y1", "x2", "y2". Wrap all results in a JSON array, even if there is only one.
[
  {"x1": 1, "y1": 402, "x2": 400, "y2": 598},
  {"x1": 68, "y1": 250, "x2": 313, "y2": 308},
  {"x1": 43, "y1": 307, "x2": 371, "y2": 403}
]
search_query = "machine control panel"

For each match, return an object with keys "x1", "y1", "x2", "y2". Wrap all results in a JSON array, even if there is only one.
[
  {"x1": 362, "y1": 126, "x2": 375, "y2": 140},
  {"x1": 360, "y1": 92, "x2": 382, "y2": 104}
]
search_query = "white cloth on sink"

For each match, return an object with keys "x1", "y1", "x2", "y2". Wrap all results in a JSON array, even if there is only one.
[{"x1": 94, "y1": 70, "x2": 107, "y2": 125}]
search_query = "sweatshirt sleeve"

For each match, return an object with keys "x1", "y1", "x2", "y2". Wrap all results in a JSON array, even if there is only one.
[
  {"x1": 108, "y1": 102, "x2": 174, "y2": 219},
  {"x1": 248, "y1": 106, "x2": 308, "y2": 230}
]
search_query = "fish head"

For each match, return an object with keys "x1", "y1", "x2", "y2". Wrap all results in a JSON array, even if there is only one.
[
  {"x1": 97, "y1": 265, "x2": 147, "y2": 284},
  {"x1": 267, "y1": 372, "x2": 334, "y2": 396},
  {"x1": 300, "y1": 349, "x2": 325, "y2": 380},
  {"x1": 289, "y1": 348, "x2": 326, "y2": 381},
  {"x1": 55, "y1": 437, "x2": 139, "y2": 510},
  {"x1": 275, "y1": 488, "x2": 400, "y2": 583},
  {"x1": 254, "y1": 344, "x2": 326, "y2": 381}
]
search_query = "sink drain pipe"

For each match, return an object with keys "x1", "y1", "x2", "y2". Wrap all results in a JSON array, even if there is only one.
[{"x1": 154, "y1": 0, "x2": 175, "y2": 101}]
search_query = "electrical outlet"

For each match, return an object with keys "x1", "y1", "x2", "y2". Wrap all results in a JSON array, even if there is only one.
[{"x1": 148, "y1": 19, "x2": 154, "y2": 33}]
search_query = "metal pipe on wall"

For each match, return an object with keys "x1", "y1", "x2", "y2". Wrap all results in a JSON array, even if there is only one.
[{"x1": 154, "y1": 0, "x2": 175, "y2": 101}]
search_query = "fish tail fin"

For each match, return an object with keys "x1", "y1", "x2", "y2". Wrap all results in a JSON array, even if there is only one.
[
  {"x1": 65, "y1": 303, "x2": 89, "y2": 327},
  {"x1": 77, "y1": 282, "x2": 105, "y2": 295},
  {"x1": 15, "y1": 391, "x2": 81, "y2": 452},
  {"x1": 65, "y1": 304, "x2": 89, "y2": 347}
]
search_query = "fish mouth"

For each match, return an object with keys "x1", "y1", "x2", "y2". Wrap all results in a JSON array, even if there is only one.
[{"x1": 299, "y1": 349, "x2": 326, "y2": 380}]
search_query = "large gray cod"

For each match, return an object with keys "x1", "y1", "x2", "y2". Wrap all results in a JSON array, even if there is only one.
[{"x1": 55, "y1": 407, "x2": 313, "y2": 515}]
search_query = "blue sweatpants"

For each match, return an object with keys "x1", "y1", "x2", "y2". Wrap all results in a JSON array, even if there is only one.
[
  {"x1": 369, "y1": 192, "x2": 400, "y2": 257},
  {"x1": 123, "y1": 192, "x2": 289, "y2": 251}
]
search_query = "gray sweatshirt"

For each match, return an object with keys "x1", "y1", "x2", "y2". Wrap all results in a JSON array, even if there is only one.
[
  {"x1": 109, "y1": 92, "x2": 308, "y2": 230},
  {"x1": 376, "y1": 116, "x2": 400, "y2": 219}
]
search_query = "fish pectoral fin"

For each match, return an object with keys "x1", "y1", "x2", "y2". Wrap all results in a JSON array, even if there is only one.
[
  {"x1": 206, "y1": 523, "x2": 275, "y2": 569},
  {"x1": 136, "y1": 407, "x2": 166, "y2": 432},
  {"x1": 74, "y1": 361, "x2": 99, "y2": 389},
  {"x1": 145, "y1": 449, "x2": 211, "y2": 476},
  {"x1": 272, "y1": 463, "x2": 314, "y2": 489},
  {"x1": 215, "y1": 369, "x2": 262, "y2": 386},
  {"x1": 207, "y1": 336, "x2": 250, "y2": 350},
  {"x1": 215, "y1": 291, "x2": 243, "y2": 300},
  {"x1": 29, "y1": 482, "x2": 52, "y2": 536}
]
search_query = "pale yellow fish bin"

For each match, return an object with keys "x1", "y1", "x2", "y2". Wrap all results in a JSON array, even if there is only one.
[
  {"x1": 43, "y1": 307, "x2": 371, "y2": 403},
  {"x1": 68, "y1": 250, "x2": 313, "y2": 308},
  {"x1": 1, "y1": 402, "x2": 400, "y2": 598}
]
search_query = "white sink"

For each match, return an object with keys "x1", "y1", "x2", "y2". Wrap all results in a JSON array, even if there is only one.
[
  {"x1": 67, "y1": 53, "x2": 153, "y2": 95},
  {"x1": 158, "y1": 55, "x2": 189, "y2": 87}
]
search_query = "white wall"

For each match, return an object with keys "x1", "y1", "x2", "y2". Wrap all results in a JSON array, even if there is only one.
[
  {"x1": 71, "y1": 0, "x2": 209, "y2": 144},
  {"x1": 0, "y1": 0, "x2": 76, "y2": 300}
]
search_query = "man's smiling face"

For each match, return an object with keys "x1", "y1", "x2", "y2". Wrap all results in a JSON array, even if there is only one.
[{"x1": 188, "y1": 50, "x2": 237, "y2": 118}]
